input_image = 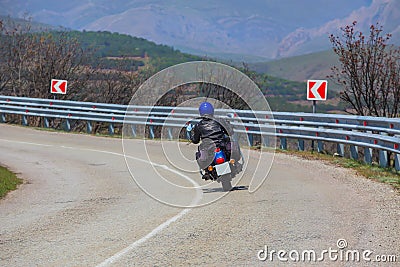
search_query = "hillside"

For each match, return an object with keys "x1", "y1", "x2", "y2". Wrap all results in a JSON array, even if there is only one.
[
  {"x1": 65, "y1": 31, "x2": 202, "y2": 71},
  {"x1": 4, "y1": 0, "x2": 398, "y2": 60},
  {"x1": 69, "y1": 30, "x2": 342, "y2": 112},
  {"x1": 250, "y1": 50, "x2": 341, "y2": 90},
  {"x1": 0, "y1": 15, "x2": 346, "y2": 113},
  {"x1": 0, "y1": 15, "x2": 60, "y2": 31}
]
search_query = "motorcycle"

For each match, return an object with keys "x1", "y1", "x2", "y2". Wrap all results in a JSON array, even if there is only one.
[{"x1": 187, "y1": 122, "x2": 244, "y2": 191}]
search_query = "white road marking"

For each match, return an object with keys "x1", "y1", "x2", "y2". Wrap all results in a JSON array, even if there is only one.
[
  {"x1": 96, "y1": 208, "x2": 193, "y2": 267},
  {"x1": 0, "y1": 138, "x2": 202, "y2": 266},
  {"x1": 0, "y1": 139, "x2": 55, "y2": 147}
]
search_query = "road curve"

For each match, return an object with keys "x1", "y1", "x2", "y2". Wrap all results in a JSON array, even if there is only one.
[{"x1": 0, "y1": 124, "x2": 399, "y2": 266}]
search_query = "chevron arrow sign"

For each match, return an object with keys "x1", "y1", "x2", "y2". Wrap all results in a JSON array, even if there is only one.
[
  {"x1": 50, "y1": 79, "x2": 68, "y2": 94},
  {"x1": 307, "y1": 80, "x2": 327, "y2": 101}
]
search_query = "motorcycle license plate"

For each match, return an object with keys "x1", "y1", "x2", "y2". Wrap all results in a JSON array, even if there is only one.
[{"x1": 215, "y1": 162, "x2": 231, "y2": 176}]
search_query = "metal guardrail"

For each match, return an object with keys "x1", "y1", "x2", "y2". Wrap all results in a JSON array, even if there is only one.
[{"x1": 1, "y1": 95, "x2": 399, "y2": 171}]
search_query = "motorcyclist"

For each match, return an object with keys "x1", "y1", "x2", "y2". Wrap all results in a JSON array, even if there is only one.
[{"x1": 189, "y1": 101, "x2": 240, "y2": 180}]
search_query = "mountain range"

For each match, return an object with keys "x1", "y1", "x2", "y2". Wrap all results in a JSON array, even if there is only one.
[{"x1": 0, "y1": 0, "x2": 399, "y2": 61}]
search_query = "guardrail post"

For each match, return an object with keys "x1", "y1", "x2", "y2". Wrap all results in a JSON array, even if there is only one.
[
  {"x1": 246, "y1": 122, "x2": 254, "y2": 146},
  {"x1": 298, "y1": 139, "x2": 305, "y2": 151},
  {"x1": 131, "y1": 125, "x2": 137, "y2": 138},
  {"x1": 149, "y1": 125, "x2": 155, "y2": 139},
  {"x1": 64, "y1": 119, "x2": 71, "y2": 132},
  {"x1": 364, "y1": 147, "x2": 373, "y2": 164},
  {"x1": 247, "y1": 133, "x2": 254, "y2": 146},
  {"x1": 317, "y1": 140, "x2": 324, "y2": 153},
  {"x1": 395, "y1": 153, "x2": 400, "y2": 171},
  {"x1": 379, "y1": 133, "x2": 388, "y2": 168},
  {"x1": 262, "y1": 135, "x2": 270, "y2": 147},
  {"x1": 86, "y1": 121, "x2": 93, "y2": 133},
  {"x1": 22, "y1": 114, "x2": 28, "y2": 126},
  {"x1": 317, "y1": 126, "x2": 324, "y2": 153},
  {"x1": 168, "y1": 128, "x2": 173, "y2": 140},
  {"x1": 1, "y1": 113, "x2": 5, "y2": 123},
  {"x1": 350, "y1": 145, "x2": 358, "y2": 160},
  {"x1": 108, "y1": 123, "x2": 114, "y2": 135},
  {"x1": 379, "y1": 149, "x2": 388, "y2": 168},
  {"x1": 280, "y1": 137, "x2": 287, "y2": 150},
  {"x1": 337, "y1": 143, "x2": 344, "y2": 157},
  {"x1": 44, "y1": 117, "x2": 49, "y2": 128},
  {"x1": 299, "y1": 121, "x2": 305, "y2": 151}
]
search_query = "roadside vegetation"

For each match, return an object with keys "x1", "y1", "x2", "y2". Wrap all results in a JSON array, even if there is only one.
[
  {"x1": 329, "y1": 21, "x2": 400, "y2": 117},
  {"x1": 0, "y1": 165, "x2": 22, "y2": 198}
]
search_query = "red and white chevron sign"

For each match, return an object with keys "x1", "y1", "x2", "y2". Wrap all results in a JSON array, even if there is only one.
[
  {"x1": 50, "y1": 79, "x2": 67, "y2": 94},
  {"x1": 307, "y1": 80, "x2": 327, "y2": 101}
]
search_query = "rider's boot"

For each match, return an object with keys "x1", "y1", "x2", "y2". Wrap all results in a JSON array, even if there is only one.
[{"x1": 202, "y1": 173, "x2": 212, "y2": 180}]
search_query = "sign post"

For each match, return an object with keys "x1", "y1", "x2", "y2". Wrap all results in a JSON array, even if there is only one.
[
  {"x1": 307, "y1": 79, "x2": 327, "y2": 151},
  {"x1": 313, "y1": 100, "x2": 316, "y2": 113}
]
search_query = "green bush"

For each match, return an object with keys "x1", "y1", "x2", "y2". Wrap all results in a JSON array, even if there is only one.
[{"x1": 0, "y1": 166, "x2": 22, "y2": 198}]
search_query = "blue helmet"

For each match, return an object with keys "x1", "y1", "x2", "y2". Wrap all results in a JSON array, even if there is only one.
[{"x1": 199, "y1": 102, "x2": 214, "y2": 116}]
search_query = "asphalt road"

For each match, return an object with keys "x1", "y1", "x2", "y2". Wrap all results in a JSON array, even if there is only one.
[{"x1": 0, "y1": 124, "x2": 399, "y2": 266}]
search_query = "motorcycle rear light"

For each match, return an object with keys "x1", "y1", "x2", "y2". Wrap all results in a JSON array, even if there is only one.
[
  {"x1": 208, "y1": 166, "x2": 214, "y2": 171},
  {"x1": 215, "y1": 157, "x2": 225, "y2": 164}
]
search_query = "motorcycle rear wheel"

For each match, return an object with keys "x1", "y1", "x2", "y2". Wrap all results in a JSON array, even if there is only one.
[{"x1": 220, "y1": 174, "x2": 233, "y2": 192}]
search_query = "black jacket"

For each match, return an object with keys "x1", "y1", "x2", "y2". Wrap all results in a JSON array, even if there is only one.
[{"x1": 190, "y1": 115, "x2": 232, "y2": 149}]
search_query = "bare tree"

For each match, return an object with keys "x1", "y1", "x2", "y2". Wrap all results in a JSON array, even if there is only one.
[
  {"x1": 0, "y1": 17, "x2": 161, "y2": 134},
  {"x1": 90, "y1": 58, "x2": 153, "y2": 105},
  {"x1": 0, "y1": 18, "x2": 93, "y2": 100},
  {"x1": 329, "y1": 21, "x2": 400, "y2": 117},
  {"x1": 0, "y1": 18, "x2": 96, "y2": 128}
]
